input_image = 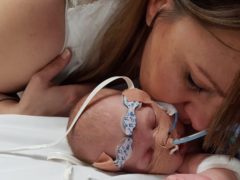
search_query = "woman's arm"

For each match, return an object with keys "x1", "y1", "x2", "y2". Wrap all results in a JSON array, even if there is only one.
[
  {"x1": 0, "y1": 98, "x2": 19, "y2": 114},
  {"x1": 0, "y1": 50, "x2": 94, "y2": 116},
  {"x1": 0, "y1": 0, "x2": 65, "y2": 93}
]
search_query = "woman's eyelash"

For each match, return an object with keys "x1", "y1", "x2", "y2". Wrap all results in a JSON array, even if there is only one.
[{"x1": 187, "y1": 74, "x2": 203, "y2": 92}]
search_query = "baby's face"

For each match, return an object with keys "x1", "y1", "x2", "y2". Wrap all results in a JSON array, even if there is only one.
[
  {"x1": 122, "y1": 104, "x2": 185, "y2": 174},
  {"x1": 69, "y1": 90, "x2": 184, "y2": 174},
  {"x1": 91, "y1": 89, "x2": 185, "y2": 174}
]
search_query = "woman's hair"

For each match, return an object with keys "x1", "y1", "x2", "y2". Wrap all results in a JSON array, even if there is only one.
[
  {"x1": 68, "y1": 0, "x2": 240, "y2": 155},
  {"x1": 175, "y1": 0, "x2": 240, "y2": 28},
  {"x1": 67, "y1": 0, "x2": 149, "y2": 83},
  {"x1": 204, "y1": 72, "x2": 240, "y2": 156}
]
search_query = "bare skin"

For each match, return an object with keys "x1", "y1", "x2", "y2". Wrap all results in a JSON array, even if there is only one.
[
  {"x1": 0, "y1": 0, "x2": 65, "y2": 92},
  {"x1": 0, "y1": 0, "x2": 95, "y2": 116}
]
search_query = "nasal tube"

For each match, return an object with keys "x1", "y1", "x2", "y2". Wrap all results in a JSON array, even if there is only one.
[{"x1": 173, "y1": 130, "x2": 207, "y2": 145}]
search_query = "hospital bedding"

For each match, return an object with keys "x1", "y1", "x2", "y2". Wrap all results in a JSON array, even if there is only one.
[{"x1": 0, "y1": 115, "x2": 165, "y2": 180}]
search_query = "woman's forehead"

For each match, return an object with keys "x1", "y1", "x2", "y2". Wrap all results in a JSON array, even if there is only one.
[
  {"x1": 207, "y1": 25, "x2": 240, "y2": 53},
  {"x1": 171, "y1": 16, "x2": 240, "y2": 91}
]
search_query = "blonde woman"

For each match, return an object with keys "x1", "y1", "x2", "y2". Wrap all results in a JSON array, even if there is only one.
[{"x1": 0, "y1": 0, "x2": 239, "y2": 170}]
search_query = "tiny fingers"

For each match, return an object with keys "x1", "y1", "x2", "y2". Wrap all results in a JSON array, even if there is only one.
[{"x1": 165, "y1": 175, "x2": 180, "y2": 180}]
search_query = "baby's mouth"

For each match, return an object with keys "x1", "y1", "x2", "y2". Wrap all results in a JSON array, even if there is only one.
[{"x1": 179, "y1": 143, "x2": 189, "y2": 155}]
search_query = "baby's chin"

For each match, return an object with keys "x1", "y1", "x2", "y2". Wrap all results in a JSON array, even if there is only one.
[
  {"x1": 148, "y1": 151, "x2": 184, "y2": 174},
  {"x1": 123, "y1": 153, "x2": 184, "y2": 175}
]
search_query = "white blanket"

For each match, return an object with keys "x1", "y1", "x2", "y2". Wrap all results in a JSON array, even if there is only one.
[{"x1": 0, "y1": 115, "x2": 165, "y2": 180}]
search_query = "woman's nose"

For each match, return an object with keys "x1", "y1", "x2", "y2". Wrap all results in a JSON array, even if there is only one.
[{"x1": 174, "y1": 102, "x2": 215, "y2": 131}]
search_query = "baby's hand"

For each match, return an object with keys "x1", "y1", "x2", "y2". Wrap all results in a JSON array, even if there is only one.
[
  {"x1": 199, "y1": 168, "x2": 238, "y2": 180},
  {"x1": 165, "y1": 173, "x2": 211, "y2": 180},
  {"x1": 165, "y1": 168, "x2": 238, "y2": 180}
]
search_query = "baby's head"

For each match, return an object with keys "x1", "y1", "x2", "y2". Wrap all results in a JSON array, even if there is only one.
[
  {"x1": 67, "y1": 88, "x2": 185, "y2": 174},
  {"x1": 67, "y1": 89, "x2": 125, "y2": 165}
]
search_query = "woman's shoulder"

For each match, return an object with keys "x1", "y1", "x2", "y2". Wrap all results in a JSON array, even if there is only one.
[{"x1": 0, "y1": 0, "x2": 66, "y2": 92}]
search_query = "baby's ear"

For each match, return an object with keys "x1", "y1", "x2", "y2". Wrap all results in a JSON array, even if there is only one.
[
  {"x1": 93, "y1": 152, "x2": 120, "y2": 172},
  {"x1": 146, "y1": 0, "x2": 174, "y2": 26}
]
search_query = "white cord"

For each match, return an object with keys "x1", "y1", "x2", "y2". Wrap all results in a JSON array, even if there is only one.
[
  {"x1": 64, "y1": 163, "x2": 73, "y2": 180},
  {"x1": 0, "y1": 76, "x2": 135, "y2": 180},
  {"x1": 0, "y1": 76, "x2": 135, "y2": 154}
]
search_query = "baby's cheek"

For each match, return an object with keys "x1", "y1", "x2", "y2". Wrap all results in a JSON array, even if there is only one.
[{"x1": 142, "y1": 148, "x2": 154, "y2": 170}]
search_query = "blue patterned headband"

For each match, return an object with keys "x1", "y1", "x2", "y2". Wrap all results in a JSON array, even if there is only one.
[{"x1": 113, "y1": 96, "x2": 141, "y2": 169}]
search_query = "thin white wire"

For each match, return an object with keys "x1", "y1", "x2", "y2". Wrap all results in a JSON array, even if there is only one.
[
  {"x1": 0, "y1": 76, "x2": 135, "y2": 153},
  {"x1": 64, "y1": 163, "x2": 73, "y2": 180}
]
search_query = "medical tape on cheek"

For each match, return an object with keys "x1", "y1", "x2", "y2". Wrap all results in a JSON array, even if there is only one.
[
  {"x1": 156, "y1": 101, "x2": 209, "y2": 146},
  {"x1": 151, "y1": 102, "x2": 181, "y2": 155}
]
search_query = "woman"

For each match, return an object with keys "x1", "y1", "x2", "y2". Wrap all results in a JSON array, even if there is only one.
[{"x1": 0, "y1": 0, "x2": 239, "y2": 164}]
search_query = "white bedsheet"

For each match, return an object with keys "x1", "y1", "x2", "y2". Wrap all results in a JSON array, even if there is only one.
[{"x1": 0, "y1": 115, "x2": 165, "y2": 180}]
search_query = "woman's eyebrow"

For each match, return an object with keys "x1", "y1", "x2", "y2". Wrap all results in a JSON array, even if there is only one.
[{"x1": 197, "y1": 65, "x2": 226, "y2": 97}]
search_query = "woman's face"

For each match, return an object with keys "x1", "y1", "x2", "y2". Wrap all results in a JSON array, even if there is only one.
[{"x1": 140, "y1": 14, "x2": 240, "y2": 131}]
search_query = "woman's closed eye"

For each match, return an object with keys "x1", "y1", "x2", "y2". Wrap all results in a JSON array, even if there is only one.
[{"x1": 187, "y1": 73, "x2": 204, "y2": 93}]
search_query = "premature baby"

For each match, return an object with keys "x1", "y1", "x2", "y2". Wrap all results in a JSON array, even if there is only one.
[{"x1": 67, "y1": 88, "x2": 185, "y2": 174}]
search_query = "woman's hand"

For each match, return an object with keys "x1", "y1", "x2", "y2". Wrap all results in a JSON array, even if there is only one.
[
  {"x1": 15, "y1": 49, "x2": 93, "y2": 116},
  {"x1": 165, "y1": 168, "x2": 238, "y2": 180}
]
